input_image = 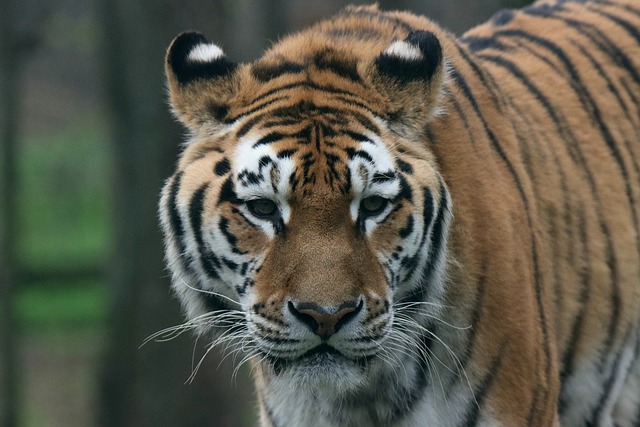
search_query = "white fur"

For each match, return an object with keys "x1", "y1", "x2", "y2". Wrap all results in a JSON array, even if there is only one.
[
  {"x1": 560, "y1": 342, "x2": 639, "y2": 426},
  {"x1": 346, "y1": 133, "x2": 399, "y2": 230},
  {"x1": 384, "y1": 40, "x2": 424, "y2": 61},
  {"x1": 187, "y1": 43, "x2": 225, "y2": 63},
  {"x1": 612, "y1": 346, "x2": 640, "y2": 424},
  {"x1": 233, "y1": 135, "x2": 290, "y2": 238}
]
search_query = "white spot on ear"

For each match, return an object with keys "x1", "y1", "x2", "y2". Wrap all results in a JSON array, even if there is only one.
[
  {"x1": 187, "y1": 43, "x2": 225, "y2": 63},
  {"x1": 384, "y1": 40, "x2": 423, "y2": 61}
]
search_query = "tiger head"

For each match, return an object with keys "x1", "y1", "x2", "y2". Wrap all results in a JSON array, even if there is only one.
[{"x1": 160, "y1": 16, "x2": 452, "y2": 393}]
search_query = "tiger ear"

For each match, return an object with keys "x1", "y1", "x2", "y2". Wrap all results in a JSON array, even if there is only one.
[
  {"x1": 165, "y1": 31, "x2": 239, "y2": 134},
  {"x1": 368, "y1": 31, "x2": 446, "y2": 134}
]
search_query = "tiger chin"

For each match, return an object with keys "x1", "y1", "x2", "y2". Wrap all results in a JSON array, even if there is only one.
[{"x1": 159, "y1": 1, "x2": 640, "y2": 426}]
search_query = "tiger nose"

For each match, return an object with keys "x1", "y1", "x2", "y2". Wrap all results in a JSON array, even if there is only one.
[{"x1": 288, "y1": 298, "x2": 364, "y2": 340}]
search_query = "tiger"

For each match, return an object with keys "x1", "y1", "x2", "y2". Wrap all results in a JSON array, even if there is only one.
[{"x1": 158, "y1": 0, "x2": 640, "y2": 426}]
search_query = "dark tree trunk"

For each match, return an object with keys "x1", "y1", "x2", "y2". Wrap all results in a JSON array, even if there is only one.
[
  {"x1": 97, "y1": 0, "x2": 186, "y2": 426},
  {"x1": 0, "y1": 26, "x2": 21, "y2": 427},
  {"x1": 0, "y1": 0, "x2": 40, "y2": 423},
  {"x1": 97, "y1": 0, "x2": 254, "y2": 426}
]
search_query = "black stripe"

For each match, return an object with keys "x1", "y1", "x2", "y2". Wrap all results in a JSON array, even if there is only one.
[
  {"x1": 462, "y1": 342, "x2": 506, "y2": 426},
  {"x1": 229, "y1": 96, "x2": 290, "y2": 127},
  {"x1": 253, "y1": 132, "x2": 287, "y2": 148},
  {"x1": 592, "y1": 7, "x2": 640, "y2": 48},
  {"x1": 461, "y1": 35, "x2": 510, "y2": 53},
  {"x1": 454, "y1": 42, "x2": 506, "y2": 102},
  {"x1": 276, "y1": 149, "x2": 296, "y2": 159},
  {"x1": 571, "y1": 40, "x2": 634, "y2": 125},
  {"x1": 312, "y1": 123, "x2": 322, "y2": 152},
  {"x1": 182, "y1": 145, "x2": 225, "y2": 166},
  {"x1": 166, "y1": 173, "x2": 189, "y2": 271},
  {"x1": 475, "y1": 51, "x2": 579, "y2": 182},
  {"x1": 601, "y1": 0, "x2": 640, "y2": 18},
  {"x1": 251, "y1": 61, "x2": 305, "y2": 82},
  {"x1": 604, "y1": 0, "x2": 640, "y2": 14},
  {"x1": 346, "y1": 147, "x2": 373, "y2": 163},
  {"x1": 490, "y1": 9, "x2": 515, "y2": 27},
  {"x1": 345, "y1": 131, "x2": 369, "y2": 143},
  {"x1": 189, "y1": 183, "x2": 220, "y2": 280},
  {"x1": 372, "y1": 171, "x2": 396, "y2": 183},
  {"x1": 217, "y1": 177, "x2": 239, "y2": 205},
  {"x1": 522, "y1": 1, "x2": 565, "y2": 16},
  {"x1": 399, "y1": 216, "x2": 414, "y2": 239},
  {"x1": 526, "y1": 6, "x2": 640, "y2": 88},
  {"x1": 176, "y1": 183, "x2": 234, "y2": 313},
  {"x1": 219, "y1": 217, "x2": 246, "y2": 255},
  {"x1": 313, "y1": 49, "x2": 362, "y2": 83},
  {"x1": 228, "y1": 81, "x2": 375, "y2": 124},
  {"x1": 557, "y1": 208, "x2": 590, "y2": 416},
  {"x1": 450, "y1": 66, "x2": 522, "y2": 168},
  {"x1": 396, "y1": 159, "x2": 413, "y2": 174},
  {"x1": 214, "y1": 158, "x2": 231, "y2": 176},
  {"x1": 420, "y1": 183, "x2": 447, "y2": 282},
  {"x1": 237, "y1": 169, "x2": 263, "y2": 186},
  {"x1": 473, "y1": 46, "x2": 614, "y2": 272},
  {"x1": 221, "y1": 257, "x2": 238, "y2": 271},
  {"x1": 235, "y1": 99, "x2": 380, "y2": 138},
  {"x1": 165, "y1": 175, "x2": 233, "y2": 314},
  {"x1": 620, "y1": 77, "x2": 640, "y2": 119},
  {"x1": 398, "y1": 184, "x2": 440, "y2": 303},
  {"x1": 569, "y1": 41, "x2": 640, "y2": 247}
]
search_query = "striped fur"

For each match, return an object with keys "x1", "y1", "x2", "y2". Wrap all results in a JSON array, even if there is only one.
[{"x1": 159, "y1": 1, "x2": 640, "y2": 426}]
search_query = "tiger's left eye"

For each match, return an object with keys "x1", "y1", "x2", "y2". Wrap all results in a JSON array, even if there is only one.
[
  {"x1": 246, "y1": 199, "x2": 278, "y2": 218},
  {"x1": 360, "y1": 196, "x2": 389, "y2": 216}
]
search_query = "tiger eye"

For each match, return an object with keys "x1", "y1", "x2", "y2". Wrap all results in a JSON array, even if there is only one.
[
  {"x1": 360, "y1": 196, "x2": 388, "y2": 216},
  {"x1": 246, "y1": 199, "x2": 278, "y2": 218}
]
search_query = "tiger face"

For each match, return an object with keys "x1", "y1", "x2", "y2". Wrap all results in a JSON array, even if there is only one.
[{"x1": 160, "y1": 28, "x2": 452, "y2": 392}]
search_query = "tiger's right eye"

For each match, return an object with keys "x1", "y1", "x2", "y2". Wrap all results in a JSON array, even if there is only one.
[
  {"x1": 360, "y1": 196, "x2": 389, "y2": 217},
  {"x1": 246, "y1": 199, "x2": 278, "y2": 219}
]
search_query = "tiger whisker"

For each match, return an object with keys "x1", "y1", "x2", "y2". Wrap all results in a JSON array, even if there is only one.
[
  {"x1": 393, "y1": 313, "x2": 476, "y2": 404},
  {"x1": 178, "y1": 277, "x2": 242, "y2": 307},
  {"x1": 394, "y1": 304, "x2": 471, "y2": 330},
  {"x1": 140, "y1": 309, "x2": 245, "y2": 348}
]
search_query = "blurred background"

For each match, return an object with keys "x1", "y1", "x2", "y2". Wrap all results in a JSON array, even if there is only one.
[{"x1": 0, "y1": 0, "x2": 529, "y2": 426}]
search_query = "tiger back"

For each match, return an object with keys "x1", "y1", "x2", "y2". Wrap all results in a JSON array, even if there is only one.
[{"x1": 159, "y1": 1, "x2": 640, "y2": 426}]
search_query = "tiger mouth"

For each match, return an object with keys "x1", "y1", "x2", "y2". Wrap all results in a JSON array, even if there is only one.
[{"x1": 266, "y1": 343, "x2": 373, "y2": 374}]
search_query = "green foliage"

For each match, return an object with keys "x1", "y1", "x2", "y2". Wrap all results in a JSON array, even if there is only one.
[
  {"x1": 16, "y1": 114, "x2": 111, "y2": 330},
  {"x1": 17, "y1": 282, "x2": 106, "y2": 329},
  {"x1": 17, "y1": 115, "x2": 111, "y2": 272}
]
